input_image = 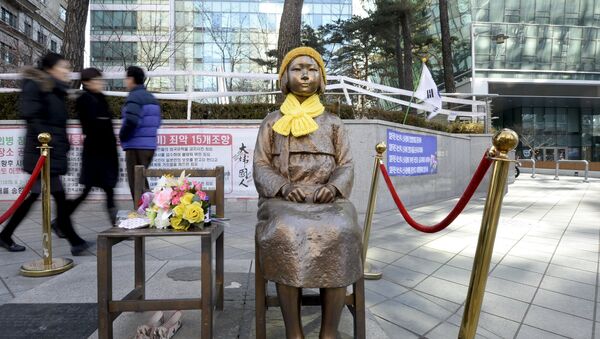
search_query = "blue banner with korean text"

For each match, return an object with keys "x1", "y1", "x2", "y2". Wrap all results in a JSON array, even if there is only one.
[{"x1": 386, "y1": 129, "x2": 438, "y2": 176}]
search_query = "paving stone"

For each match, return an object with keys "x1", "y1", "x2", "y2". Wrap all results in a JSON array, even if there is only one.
[
  {"x1": 375, "y1": 316, "x2": 419, "y2": 339},
  {"x1": 445, "y1": 253, "x2": 475, "y2": 270},
  {"x1": 490, "y1": 264, "x2": 544, "y2": 287},
  {"x1": 381, "y1": 265, "x2": 428, "y2": 288},
  {"x1": 485, "y1": 276, "x2": 537, "y2": 303},
  {"x1": 370, "y1": 299, "x2": 440, "y2": 335},
  {"x1": 425, "y1": 321, "x2": 460, "y2": 339},
  {"x1": 523, "y1": 305, "x2": 593, "y2": 339},
  {"x1": 546, "y1": 264, "x2": 597, "y2": 285},
  {"x1": 551, "y1": 255, "x2": 597, "y2": 273},
  {"x1": 414, "y1": 276, "x2": 467, "y2": 304},
  {"x1": 424, "y1": 235, "x2": 473, "y2": 253},
  {"x1": 540, "y1": 275, "x2": 596, "y2": 301},
  {"x1": 393, "y1": 291, "x2": 454, "y2": 319},
  {"x1": 409, "y1": 246, "x2": 456, "y2": 264},
  {"x1": 366, "y1": 246, "x2": 406, "y2": 264},
  {"x1": 364, "y1": 288, "x2": 388, "y2": 308},
  {"x1": 498, "y1": 255, "x2": 548, "y2": 274},
  {"x1": 515, "y1": 324, "x2": 571, "y2": 339},
  {"x1": 390, "y1": 254, "x2": 443, "y2": 275},
  {"x1": 532, "y1": 289, "x2": 595, "y2": 320},
  {"x1": 476, "y1": 311, "x2": 520, "y2": 338},
  {"x1": 432, "y1": 265, "x2": 471, "y2": 286},
  {"x1": 364, "y1": 278, "x2": 408, "y2": 299},
  {"x1": 481, "y1": 292, "x2": 529, "y2": 322}
]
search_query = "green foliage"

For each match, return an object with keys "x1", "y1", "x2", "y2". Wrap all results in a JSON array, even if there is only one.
[{"x1": 0, "y1": 93, "x2": 481, "y2": 134}]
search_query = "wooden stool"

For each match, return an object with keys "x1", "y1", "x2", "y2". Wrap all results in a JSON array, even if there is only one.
[{"x1": 254, "y1": 246, "x2": 366, "y2": 339}]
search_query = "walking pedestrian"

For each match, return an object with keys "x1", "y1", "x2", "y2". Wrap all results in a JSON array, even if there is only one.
[
  {"x1": 0, "y1": 53, "x2": 90, "y2": 255},
  {"x1": 119, "y1": 66, "x2": 161, "y2": 205},
  {"x1": 55, "y1": 68, "x2": 119, "y2": 227}
]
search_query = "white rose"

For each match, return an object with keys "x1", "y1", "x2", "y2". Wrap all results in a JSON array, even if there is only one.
[{"x1": 154, "y1": 209, "x2": 172, "y2": 229}]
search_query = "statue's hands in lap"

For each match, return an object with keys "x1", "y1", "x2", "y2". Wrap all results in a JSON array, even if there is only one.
[
  {"x1": 314, "y1": 185, "x2": 337, "y2": 204},
  {"x1": 282, "y1": 184, "x2": 306, "y2": 203}
]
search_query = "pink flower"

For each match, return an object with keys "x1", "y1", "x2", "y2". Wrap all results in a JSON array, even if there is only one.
[
  {"x1": 181, "y1": 182, "x2": 191, "y2": 191},
  {"x1": 194, "y1": 183, "x2": 203, "y2": 191},
  {"x1": 153, "y1": 188, "x2": 173, "y2": 209},
  {"x1": 171, "y1": 190, "x2": 184, "y2": 205},
  {"x1": 196, "y1": 190, "x2": 207, "y2": 200}
]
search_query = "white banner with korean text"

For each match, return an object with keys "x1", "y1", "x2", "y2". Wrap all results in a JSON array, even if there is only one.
[{"x1": 0, "y1": 124, "x2": 260, "y2": 201}]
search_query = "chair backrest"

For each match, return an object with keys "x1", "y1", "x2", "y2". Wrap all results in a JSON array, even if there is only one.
[{"x1": 133, "y1": 165, "x2": 225, "y2": 218}]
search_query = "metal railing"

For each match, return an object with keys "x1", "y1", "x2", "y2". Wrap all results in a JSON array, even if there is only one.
[
  {"x1": 517, "y1": 158, "x2": 536, "y2": 178},
  {"x1": 554, "y1": 159, "x2": 589, "y2": 183},
  {"x1": 0, "y1": 71, "x2": 488, "y2": 120}
]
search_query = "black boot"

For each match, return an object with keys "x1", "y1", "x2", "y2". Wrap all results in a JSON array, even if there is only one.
[
  {"x1": 0, "y1": 236, "x2": 25, "y2": 252},
  {"x1": 51, "y1": 219, "x2": 66, "y2": 238},
  {"x1": 108, "y1": 207, "x2": 118, "y2": 226}
]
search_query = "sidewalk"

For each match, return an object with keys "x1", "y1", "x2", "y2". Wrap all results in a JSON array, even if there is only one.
[{"x1": 0, "y1": 174, "x2": 598, "y2": 338}]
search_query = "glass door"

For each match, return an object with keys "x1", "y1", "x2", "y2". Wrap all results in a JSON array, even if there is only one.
[{"x1": 544, "y1": 148, "x2": 555, "y2": 161}]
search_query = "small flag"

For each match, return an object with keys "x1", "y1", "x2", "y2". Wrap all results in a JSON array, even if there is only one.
[{"x1": 414, "y1": 64, "x2": 442, "y2": 119}]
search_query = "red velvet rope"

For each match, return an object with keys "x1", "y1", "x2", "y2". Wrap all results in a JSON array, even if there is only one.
[
  {"x1": 379, "y1": 150, "x2": 493, "y2": 233},
  {"x1": 0, "y1": 155, "x2": 46, "y2": 225}
]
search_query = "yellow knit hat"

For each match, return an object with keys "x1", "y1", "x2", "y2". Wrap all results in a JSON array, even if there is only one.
[{"x1": 278, "y1": 46, "x2": 326, "y2": 83}]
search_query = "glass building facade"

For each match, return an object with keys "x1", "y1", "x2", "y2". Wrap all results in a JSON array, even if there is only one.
[
  {"x1": 429, "y1": 0, "x2": 600, "y2": 162},
  {"x1": 89, "y1": 0, "x2": 352, "y2": 91}
]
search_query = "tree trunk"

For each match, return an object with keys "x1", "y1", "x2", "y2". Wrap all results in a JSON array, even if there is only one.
[
  {"x1": 439, "y1": 0, "x2": 456, "y2": 93},
  {"x1": 395, "y1": 21, "x2": 405, "y2": 89},
  {"x1": 61, "y1": 0, "x2": 90, "y2": 88},
  {"x1": 276, "y1": 0, "x2": 304, "y2": 70},
  {"x1": 400, "y1": 12, "x2": 413, "y2": 90}
]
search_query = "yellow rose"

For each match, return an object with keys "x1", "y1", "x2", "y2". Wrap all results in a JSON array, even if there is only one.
[
  {"x1": 180, "y1": 193, "x2": 195, "y2": 206},
  {"x1": 183, "y1": 201, "x2": 204, "y2": 224},
  {"x1": 170, "y1": 216, "x2": 183, "y2": 228},
  {"x1": 172, "y1": 203, "x2": 185, "y2": 217}
]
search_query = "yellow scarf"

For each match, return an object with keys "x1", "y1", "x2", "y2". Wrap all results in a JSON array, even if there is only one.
[{"x1": 272, "y1": 94, "x2": 324, "y2": 137}]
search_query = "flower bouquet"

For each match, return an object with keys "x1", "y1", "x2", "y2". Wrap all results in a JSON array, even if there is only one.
[{"x1": 138, "y1": 171, "x2": 209, "y2": 231}]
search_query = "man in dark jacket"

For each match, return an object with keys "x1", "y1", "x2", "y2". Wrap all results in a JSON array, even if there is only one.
[
  {"x1": 120, "y1": 66, "x2": 161, "y2": 204},
  {"x1": 0, "y1": 53, "x2": 89, "y2": 255}
]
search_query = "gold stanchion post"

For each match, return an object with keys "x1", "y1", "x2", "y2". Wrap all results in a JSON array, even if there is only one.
[
  {"x1": 21, "y1": 133, "x2": 74, "y2": 277},
  {"x1": 458, "y1": 129, "x2": 518, "y2": 338},
  {"x1": 362, "y1": 142, "x2": 386, "y2": 280}
]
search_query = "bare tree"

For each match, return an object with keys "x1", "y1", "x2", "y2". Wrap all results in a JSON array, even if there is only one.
[
  {"x1": 62, "y1": 0, "x2": 90, "y2": 88},
  {"x1": 195, "y1": 4, "x2": 248, "y2": 90},
  {"x1": 277, "y1": 0, "x2": 304, "y2": 68},
  {"x1": 438, "y1": 0, "x2": 456, "y2": 93},
  {"x1": 91, "y1": 4, "x2": 191, "y2": 89}
]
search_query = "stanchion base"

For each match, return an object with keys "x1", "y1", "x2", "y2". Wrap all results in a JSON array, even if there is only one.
[
  {"x1": 364, "y1": 261, "x2": 383, "y2": 280},
  {"x1": 20, "y1": 258, "x2": 74, "y2": 277}
]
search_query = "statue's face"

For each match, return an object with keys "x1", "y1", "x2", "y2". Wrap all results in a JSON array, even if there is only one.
[{"x1": 286, "y1": 56, "x2": 321, "y2": 97}]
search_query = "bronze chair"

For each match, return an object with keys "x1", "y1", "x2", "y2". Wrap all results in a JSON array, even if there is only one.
[
  {"x1": 133, "y1": 166, "x2": 225, "y2": 218},
  {"x1": 254, "y1": 246, "x2": 366, "y2": 339}
]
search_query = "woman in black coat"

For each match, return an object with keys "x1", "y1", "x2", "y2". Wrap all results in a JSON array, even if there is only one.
[
  {"x1": 0, "y1": 53, "x2": 89, "y2": 254},
  {"x1": 64, "y1": 68, "x2": 119, "y2": 224}
]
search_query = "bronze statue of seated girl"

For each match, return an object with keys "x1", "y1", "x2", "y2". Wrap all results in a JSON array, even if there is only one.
[{"x1": 253, "y1": 47, "x2": 363, "y2": 339}]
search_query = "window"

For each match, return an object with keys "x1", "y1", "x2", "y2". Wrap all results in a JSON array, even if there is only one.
[
  {"x1": 0, "y1": 42, "x2": 15, "y2": 65},
  {"x1": 37, "y1": 31, "x2": 47, "y2": 46},
  {"x1": 1, "y1": 7, "x2": 17, "y2": 28},
  {"x1": 91, "y1": 11, "x2": 137, "y2": 32},
  {"x1": 24, "y1": 22, "x2": 32, "y2": 38},
  {"x1": 60, "y1": 6, "x2": 67, "y2": 22},
  {"x1": 50, "y1": 40, "x2": 57, "y2": 52},
  {"x1": 91, "y1": 41, "x2": 137, "y2": 65}
]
